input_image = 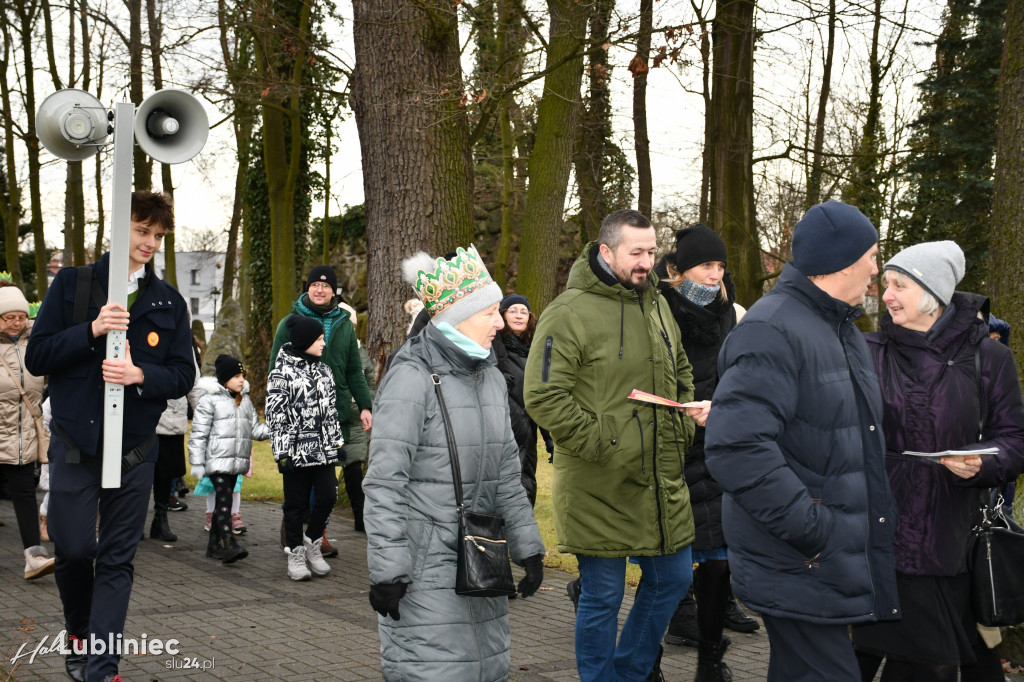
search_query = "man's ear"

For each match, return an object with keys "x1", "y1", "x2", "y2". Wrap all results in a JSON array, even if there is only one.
[{"x1": 598, "y1": 243, "x2": 613, "y2": 262}]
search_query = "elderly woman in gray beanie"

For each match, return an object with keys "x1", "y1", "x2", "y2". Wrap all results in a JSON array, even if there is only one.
[
  {"x1": 0, "y1": 285, "x2": 54, "y2": 580},
  {"x1": 364, "y1": 246, "x2": 544, "y2": 681},
  {"x1": 852, "y1": 241, "x2": 1024, "y2": 681}
]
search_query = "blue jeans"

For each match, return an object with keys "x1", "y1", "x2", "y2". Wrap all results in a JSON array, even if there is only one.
[{"x1": 575, "y1": 547, "x2": 692, "y2": 681}]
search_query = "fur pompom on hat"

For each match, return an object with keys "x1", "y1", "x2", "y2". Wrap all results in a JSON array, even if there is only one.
[
  {"x1": 214, "y1": 354, "x2": 245, "y2": 386},
  {"x1": 401, "y1": 246, "x2": 503, "y2": 326}
]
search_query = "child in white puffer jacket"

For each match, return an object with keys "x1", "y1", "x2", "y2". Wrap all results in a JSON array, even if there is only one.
[{"x1": 189, "y1": 354, "x2": 269, "y2": 564}]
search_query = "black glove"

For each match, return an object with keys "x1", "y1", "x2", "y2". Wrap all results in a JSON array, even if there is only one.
[
  {"x1": 276, "y1": 457, "x2": 294, "y2": 474},
  {"x1": 517, "y1": 554, "x2": 544, "y2": 598},
  {"x1": 369, "y1": 582, "x2": 408, "y2": 620}
]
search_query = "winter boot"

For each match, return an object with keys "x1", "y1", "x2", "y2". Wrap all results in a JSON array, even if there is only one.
[
  {"x1": 231, "y1": 512, "x2": 246, "y2": 534},
  {"x1": 24, "y1": 545, "x2": 55, "y2": 580},
  {"x1": 150, "y1": 505, "x2": 177, "y2": 542},
  {"x1": 40, "y1": 514, "x2": 49, "y2": 542},
  {"x1": 695, "y1": 640, "x2": 733, "y2": 682},
  {"x1": 205, "y1": 529, "x2": 224, "y2": 560},
  {"x1": 723, "y1": 587, "x2": 760, "y2": 633},
  {"x1": 664, "y1": 589, "x2": 699, "y2": 646},
  {"x1": 64, "y1": 634, "x2": 88, "y2": 681},
  {"x1": 221, "y1": 534, "x2": 248, "y2": 564},
  {"x1": 304, "y1": 534, "x2": 331, "y2": 576},
  {"x1": 321, "y1": 528, "x2": 339, "y2": 558},
  {"x1": 285, "y1": 545, "x2": 311, "y2": 581}
]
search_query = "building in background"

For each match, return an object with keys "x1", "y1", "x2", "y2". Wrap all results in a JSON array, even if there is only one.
[{"x1": 153, "y1": 250, "x2": 226, "y2": 339}]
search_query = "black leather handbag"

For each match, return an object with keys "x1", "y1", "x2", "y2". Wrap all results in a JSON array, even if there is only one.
[
  {"x1": 969, "y1": 500, "x2": 1024, "y2": 626},
  {"x1": 430, "y1": 371, "x2": 516, "y2": 598}
]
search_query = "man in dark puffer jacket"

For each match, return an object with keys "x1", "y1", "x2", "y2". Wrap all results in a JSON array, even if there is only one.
[{"x1": 705, "y1": 201, "x2": 899, "y2": 682}]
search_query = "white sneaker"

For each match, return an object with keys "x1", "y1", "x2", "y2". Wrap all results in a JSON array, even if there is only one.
[
  {"x1": 284, "y1": 546, "x2": 311, "y2": 581},
  {"x1": 24, "y1": 545, "x2": 55, "y2": 580},
  {"x1": 303, "y1": 534, "x2": 331, "y2": 576}
]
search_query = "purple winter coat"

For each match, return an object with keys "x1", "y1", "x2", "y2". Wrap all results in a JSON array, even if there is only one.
[{"x1": 865, "y1": 292, "x2": 1024, "y2": 576}]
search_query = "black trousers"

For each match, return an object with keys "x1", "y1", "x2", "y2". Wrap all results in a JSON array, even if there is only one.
[
  {"x1": 282, "y1": 464, "x2": 337, "y2": 550},
  {"x1": 48, "y1": 434, "x2": 157, "y2": 681},
  {"x1": 209, "y1": 474, "x2": 238, "y2": 540},
  {"x1": 762, "y1": 613, "x2": 860, "y2": 682},
  {"x1": 1, "y1": 462, "x2": 41, "y2": 548}
]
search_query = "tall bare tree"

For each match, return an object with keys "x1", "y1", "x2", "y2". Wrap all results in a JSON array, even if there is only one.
[
  {"x1": 515, "y1": 0, "x2": 589, "y2": 312},
  {"x1": 633, "y1": 0, "x2": 653, "y2": 216},
  {"x1": 351, "y1": 0, "x2": 476, "y2": 371}
]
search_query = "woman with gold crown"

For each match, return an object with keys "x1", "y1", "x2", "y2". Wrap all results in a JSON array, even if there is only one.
[{"x1": 363, "y1": 246, "x2": 545, "y2": 681}]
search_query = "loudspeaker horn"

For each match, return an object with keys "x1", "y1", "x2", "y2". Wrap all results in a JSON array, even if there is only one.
[
  {"x1": 134, "y1": 89, "x2": 209, "y2": 165},
  {"x1": 35, "y1": 89, "x2": 110, "y2": 161}
]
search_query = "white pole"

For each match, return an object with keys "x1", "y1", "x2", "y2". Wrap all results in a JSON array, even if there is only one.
[{"x1": 101, "y1": 101, "x2": 134, "y2": 489}]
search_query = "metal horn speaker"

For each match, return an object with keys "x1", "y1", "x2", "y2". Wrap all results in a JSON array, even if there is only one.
[
  {"x1": 134, "y1": 89, "x2": 209, "y2": 164},
  {"x1": 35, "y1": 89, "x2": 110, "y2": 161}
]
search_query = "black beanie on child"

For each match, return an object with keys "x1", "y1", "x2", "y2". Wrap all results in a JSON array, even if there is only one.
[
  {"x1": 286, "y1": 315, "x2": 324, "y2": 353},
  {"x1": 215, "y1": 354, "x2": 245, "y2": 386}
]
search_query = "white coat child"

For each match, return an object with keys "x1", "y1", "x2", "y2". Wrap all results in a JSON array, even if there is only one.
[{"x1": 188, "y1": 354, "x2": 269, "y2": 564}]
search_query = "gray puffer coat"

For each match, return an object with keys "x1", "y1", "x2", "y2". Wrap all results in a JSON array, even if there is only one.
[
  {"x1": 188, "y1": 377, "x2": 269, "y2": 476},
  {"x1": 364, "y1": 323, "x2": 544, "y2": 682}
]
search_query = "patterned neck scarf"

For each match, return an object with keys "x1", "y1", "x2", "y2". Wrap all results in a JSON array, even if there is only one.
[{"x1": 677, "y1": 279, "x2": 721, "y2": 307}]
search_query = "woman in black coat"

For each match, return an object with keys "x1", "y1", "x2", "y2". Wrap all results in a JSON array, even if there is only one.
[
  {"x1": 493, "y1": 293, "x2": 550, "y2": 506},
  {"x1": 654, "y1": 225, "x2": 751, "y2": 681}
]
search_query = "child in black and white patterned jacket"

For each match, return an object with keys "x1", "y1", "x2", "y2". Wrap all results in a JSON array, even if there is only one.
[{"x1": 266, "y1": 315, "x2": 345, "y2": 581}]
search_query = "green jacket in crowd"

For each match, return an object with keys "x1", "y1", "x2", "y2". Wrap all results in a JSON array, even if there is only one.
[
  {"x1": 524, "y1": 242, "x2": 696, "y2": 557},
  {"x1": 269, "y1": 295, "x2": 373, "y2": 441}
]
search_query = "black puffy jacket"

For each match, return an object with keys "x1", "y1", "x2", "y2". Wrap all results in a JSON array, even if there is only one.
[
  {"x1": 706, "y1": 264, "x2": 899, "y2": 625},
  {"x1": 494, "y1": 331, "x2": 538, "y2": 505},
  {"x1": 655, "y1": 257, "x2": 737, "y2": 550}
]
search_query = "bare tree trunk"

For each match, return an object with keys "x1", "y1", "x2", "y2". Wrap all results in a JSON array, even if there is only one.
[
  {"x1": 806, "y1": 0, "x2": 836, "y2": 208},
  {"x1": 575, "y1": 0, "x2": 613, "y2": 243},
  {"x1": 494, "y1": 0, "x2": 521, "y2": 289},
  {"x1": 515, "y1": 0, "x2": 589, "y2": 313},
  {"x1": 692, "y1": 0, "x2": 713, "y2": 224},
  {"x1": 146, "y1": 0, "x2": 176, "y2": 286},
  {"x1": 351, "y1": 0, "x2": 476, "y2": 373},
  {"x1": 129, "y1": 0, "x2": 152, "y2": 190},
  {"x1": 322, "y1": 122, "x2": 331, "y2": 264},
  {"x1": 222, "y1": 163, "x2": 243, "y2": 303},
  {"x1": 709, "y1": 0, "x2": 760, "y2": 305},
  {"x1": 633, "y1": 0, "x2": 653, "y2": 217},
  {"x1": 0, "y1": 30, "x2": 24, "y2": 283},
  {"x1": 17, "y1": 0, "x2": 48, "y2": 297}
]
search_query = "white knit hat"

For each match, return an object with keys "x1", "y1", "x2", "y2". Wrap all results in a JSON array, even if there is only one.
[{"x1": 0, "y1": 287, "x2": 30, "y2": 317}]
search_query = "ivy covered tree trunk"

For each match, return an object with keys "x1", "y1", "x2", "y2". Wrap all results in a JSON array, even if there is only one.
[
  {"x1": 251, "y1": 0, "x2": 314, "y2": 327},
  {"x1": 351, "y1": 0, "x2": 476, "y2": 372},
  {"x1": 516, "y1": 0, "x2": 589, "y2": 313},
  {"x1": 709, "y1": 0, "x2": 760, "y2": 306},
  {"x1": 576, "y1": 0, "x2": 614, "y2": 244}
]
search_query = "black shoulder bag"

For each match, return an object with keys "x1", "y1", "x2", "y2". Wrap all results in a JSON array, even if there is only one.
[
  {"x1": 429, "y1": 371, "x2": 516, "y2": 597},
  {"x1": 968, "y1": 344, "x2": 1024, "y2": 626}
]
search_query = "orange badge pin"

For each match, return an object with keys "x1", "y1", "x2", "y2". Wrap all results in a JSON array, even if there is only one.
[{"x1": 147, "y1": 331, "x2": 159, "y2": 347}]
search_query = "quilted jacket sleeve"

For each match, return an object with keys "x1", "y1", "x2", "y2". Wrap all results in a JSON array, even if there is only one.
[
  {"x1": 188, "y1": 395, "x2": 214, "y2": 468},
  {"x1": 363, "y1": 361, "x2": 431, "y2": 585}
]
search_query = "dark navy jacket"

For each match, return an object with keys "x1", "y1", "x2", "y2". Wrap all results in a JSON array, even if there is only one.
[
  {"x1": 705, "y1": 264, "x2": 899, "y2": 624},
  {"x1": 26, "y1": 253, "x2": 195, "y2": 457},
  {"x1": 866, "y1": 292, "x2": 1024, "y2": 576}
]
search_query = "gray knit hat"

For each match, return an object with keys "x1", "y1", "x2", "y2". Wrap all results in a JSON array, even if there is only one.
[{"x1": 884, "y1": 240, "x2": 965, "y2": 306}]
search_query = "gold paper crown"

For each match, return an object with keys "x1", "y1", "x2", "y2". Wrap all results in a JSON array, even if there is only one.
[
  {"x1": 28, "y1": 301, "x2": 41, "y2": 318},
  {"x1": 0, "y1": 272, "x2": 12, "y2": 284},
  {"x1": 404, "y1": 245, "x2": 496, "y2": 317}
]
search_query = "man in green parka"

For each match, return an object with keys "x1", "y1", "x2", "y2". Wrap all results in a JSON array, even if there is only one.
[
  {"x1": 524, "y1": 209, "x2": 698, "y2": 682},
  {"x1": 270, "y1": 265, "x2": 373, "y2": 536}
]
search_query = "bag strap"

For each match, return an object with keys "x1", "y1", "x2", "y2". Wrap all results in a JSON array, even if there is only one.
[
  {"x1": 0, "y1": 352, "x2": 43, "y2": 424},
  {"x1": 429, "y1": 370, "x2": 465, "y2": 510},
  {"x1": 72, "y1": 266, "x2": 106, "y2": 325}
]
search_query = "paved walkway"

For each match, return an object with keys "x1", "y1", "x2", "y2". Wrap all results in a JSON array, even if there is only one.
[{"x1": 0, "y1": 496, "x2": 783, "y2": 680}]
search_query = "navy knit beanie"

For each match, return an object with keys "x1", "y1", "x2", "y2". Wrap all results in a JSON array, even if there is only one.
[
  {"x1": 500, "y1": 293, "x2": 530, "y2": 312},
  {"x1": 791, "y1": 201, "x2": 878, "y2": 276}
]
